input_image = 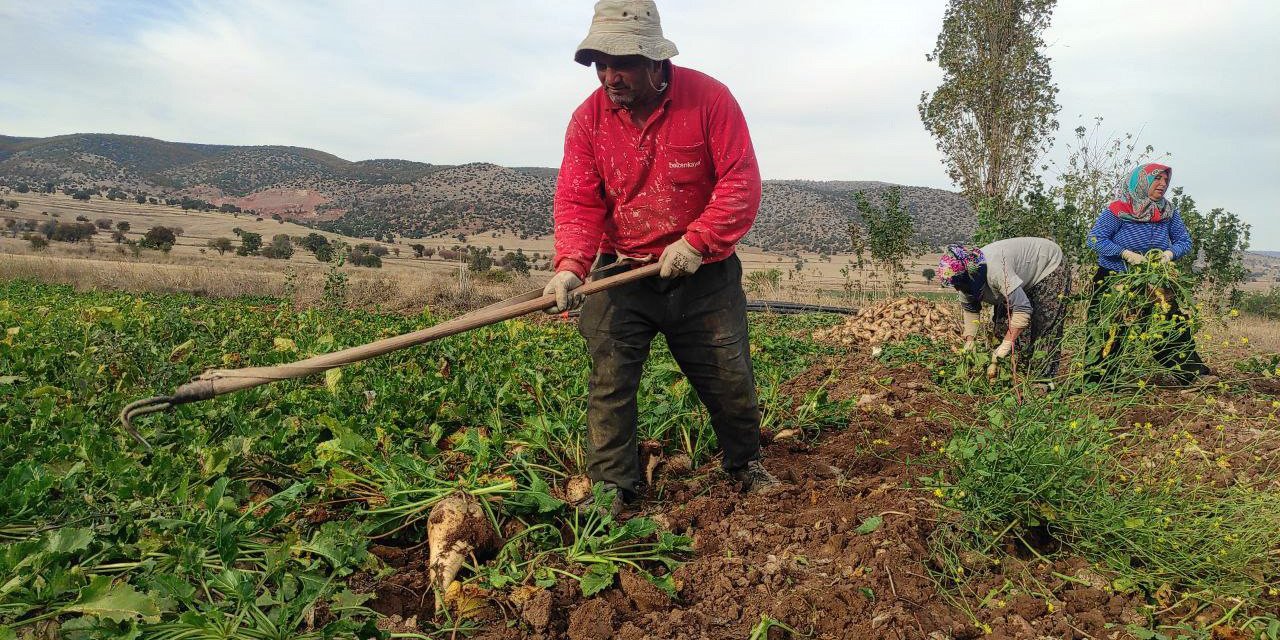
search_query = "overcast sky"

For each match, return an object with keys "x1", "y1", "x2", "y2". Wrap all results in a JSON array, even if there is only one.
[{"x1": 2, "y1": 1, "x2": 1276, "y2": 249}]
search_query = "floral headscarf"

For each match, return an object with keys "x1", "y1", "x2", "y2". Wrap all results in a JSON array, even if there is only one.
[
  {"x1": 938, "y1": 244, "x2": 985, "y2": 287},
  {"x1": 1108, "y1": 163, "x2": 1172, "y2": 223}
]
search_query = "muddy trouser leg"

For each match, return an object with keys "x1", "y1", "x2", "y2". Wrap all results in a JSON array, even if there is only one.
[
  {"x1": 578, "y1": 262, "x2": 659, "y2": 500},
  {"x1": 661, "y1": 255, "x2": 761, "y2": 474}
]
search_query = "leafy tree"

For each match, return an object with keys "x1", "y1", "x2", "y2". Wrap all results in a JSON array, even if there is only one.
[
  {"x1": 27, "y1": 234, "x2": 49, "y2": 250},
  {"x1": 136, "y1": 194, "x2": 147, "y2": 204},
  {"x1": 111, "y1": 230, "x2": 127, "y2": 243},
  {"x1": 207, "y1": 237, "x2": 234, "y2": 255},
  {"x1": 15, "y1": 183, "x2": 29, "y2": 193},
  {"x1": 919, "y1": 0, "x2": 1060, "y2": 214},
  {"x1": 505, "y1": 248, "x2": 530, "y2": 276},
  {"x1": 116, "y1": 220, "x2": 130, "y2": 233},
  {"x1": 922, "y1": 267, "x2": 936, "y2": 284},
  {"x1": 72, "y1": 189, "x2": 92, "y2": 201},
  {"x1": 348, "y1": 247, "x2": 382, "y2": 267},
  {"x1": 314, "y1": 242, "x2": 335, "y2": 263},
  {"x1": 57, "y1": 222, "x2": 97, "y2": 242},
  {"x1": 467, "y1": 246, "x2": 493, "y2": 272},
  {"x1": 75, "y1": 215, "x2": 89, "y2": 222},
  {"x1": 236, "y1": 232, "x2": 263, "y2": 256},
  {"x1": 5, "y1": 200, "x2": 17, "y2": 210},
  {"x1": 411, "y1": 243, "x2": 426, "y2": 258},
  {"x1": 94, "y1": 218, "x2": 113, "y2": 230},
  {"x1": 43, "y1": 182, "x2": 55, "y2": 193},
  {"x1": 262, "y1": 234, "x2": 295, "y2": 260},
  {"x1": 140, "y1": 226, "x2": 177, "y2": 250},
  {"x1": 423, "y1": 247, "x2": 435, "y2": 259},
  {"x1": 854, "y1": 186, "x2": 918, "y2": 296},
  {"x1": 1169, "y1": 188, "x2": 1252, "y2": 305}
]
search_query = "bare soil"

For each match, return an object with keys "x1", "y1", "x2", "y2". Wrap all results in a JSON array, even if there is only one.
[{"x1": 358, "y1": 353, "x2": 1210, "y2": 639}]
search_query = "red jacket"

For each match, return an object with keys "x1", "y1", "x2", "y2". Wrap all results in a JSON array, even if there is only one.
[{"x1": 552, "y1": 64, "x2": 762, "y2": 279}]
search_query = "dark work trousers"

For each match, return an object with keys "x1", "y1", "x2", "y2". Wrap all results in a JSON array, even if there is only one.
[
  {"x1": 577, "y1": 253, "x2": 761, "y2": 499},
  {"x1": 1085, "y1": 266, "x2": 1209, "y2": 382}
]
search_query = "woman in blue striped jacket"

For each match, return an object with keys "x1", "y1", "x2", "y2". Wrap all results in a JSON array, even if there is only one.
[{"x1": 1086, "y1": 163, "x2": 1210, "y2": 382}]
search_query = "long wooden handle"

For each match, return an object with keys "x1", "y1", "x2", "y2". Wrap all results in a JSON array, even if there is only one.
[{"x1": 165, "y1": 263, "x2": 661, "y2": 404}]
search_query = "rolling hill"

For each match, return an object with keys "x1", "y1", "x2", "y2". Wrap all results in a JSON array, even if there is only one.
[{"x1": 0, "y1": 132, "x2": 975, "y2": 252}]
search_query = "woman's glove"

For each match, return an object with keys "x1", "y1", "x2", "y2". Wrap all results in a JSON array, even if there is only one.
[
  {"x1": 1160, "y1": 250, "x2": 1175, "y2": 263},
  {"x1": 1121, "y1": 250, "x2": 1146, "y2": 265},
  {"x1": 992, "y1": 340, "x2": 1014, "y2": 359}
]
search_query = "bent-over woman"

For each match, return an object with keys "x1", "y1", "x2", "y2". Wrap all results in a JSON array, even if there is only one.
[{"x1": 938, "y1": 237, "x2": 1070, "y2": 379}]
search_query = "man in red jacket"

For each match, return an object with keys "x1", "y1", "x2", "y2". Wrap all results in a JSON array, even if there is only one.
[{"x1": 545, "y1": 0, "x2": 778, "y2": 507}]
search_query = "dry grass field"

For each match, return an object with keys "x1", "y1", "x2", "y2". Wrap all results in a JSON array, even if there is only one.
[{"x1": 3, "y1": 191, "x2": 1278, "y2": 352}]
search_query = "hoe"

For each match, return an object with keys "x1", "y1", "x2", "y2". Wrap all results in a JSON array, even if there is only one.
[{"x1": 120, "y1": 262, "x2": 661, "y2": 450}]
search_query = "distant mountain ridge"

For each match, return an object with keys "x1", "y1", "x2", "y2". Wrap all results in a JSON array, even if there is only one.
[{"x1": 0, "y1": 132, "x2": 975, "y2": 251}]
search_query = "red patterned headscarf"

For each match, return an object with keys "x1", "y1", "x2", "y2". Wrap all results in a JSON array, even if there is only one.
[{"x1": 1108, "y1": 163, "x2": 1172, "y2": 223}]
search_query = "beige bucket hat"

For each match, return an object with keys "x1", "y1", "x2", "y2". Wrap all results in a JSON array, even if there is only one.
[{"x1": 574, "y1": 0, "x2": 679, "y2": 66}]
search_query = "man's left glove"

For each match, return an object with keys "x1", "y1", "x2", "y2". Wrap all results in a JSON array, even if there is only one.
[
  {"x1": 658, "y1": 237, "x2": 703, "y2": 279},
  {"x1": 1160, "y1": 250, "x2": 1175, "y2": 263},
  {"x1": 992, "y1": 339, "x2": 1014, "y2": 360},
  {"x1": 543, "y1": 270, "x2": 584, "y2": 313}
]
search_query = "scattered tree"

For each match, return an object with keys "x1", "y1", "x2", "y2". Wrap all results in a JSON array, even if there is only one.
[
  {"x1": 207, "y1": 237, "x2": 234, "y2": 255},
  {"x1": 116, "y1": 220, "x2": 131, "y2": 233},
  {"x1": 140, "y1": 226, "x2": 177, "y2": 251},
  {"x1": 27, "y1": 234, "x2": 49, "y2": 250},
  {"x1": 261, "y1": 234, "x2": 295, "y2": 260},
  {"x1": 94, "y1": 218, "x2": 113, "y2": 230},
  {"x1": 854, "y1": 186, "x2": 918, "y2": 296},
  {"x1": 236, "y1": 232, "x2": 263, "y2": 256},
  {"x1": 922, "y1": 267, "x2": 936, "y2": 284}
]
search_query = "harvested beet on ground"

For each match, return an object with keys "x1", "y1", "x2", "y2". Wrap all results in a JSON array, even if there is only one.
[{"x1": 813, "y1": 296, "x2": 961, "y2": 348}]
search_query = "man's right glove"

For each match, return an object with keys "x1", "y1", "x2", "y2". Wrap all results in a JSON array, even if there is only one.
[
  {"x1": 1121, "y1": 250, "x2": 1146, "y2": 265},
  {"x1": 657, "y1": 237, "x2": 703, "y2": 279},
  {"x1": 543, "y1": 270, "x2": 583, "y2": 313}
]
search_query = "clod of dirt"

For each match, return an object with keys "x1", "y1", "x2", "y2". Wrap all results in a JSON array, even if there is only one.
[
  {"x1": 567, "y1": 598, "x2": 616, "y2": 640},
  {"x1": 813, "y1": 296, "x2": 959, "y2": 348},
  {"x1": 663, "y1": 454, "x2": 693, "y2": 476},
  {"x1": 618, "y1": 570, "x2": 670, "y2": 612},
  {"x1": 510, "y1": 585, "x2": 552, "y2": 631},
  {"x1": 426, "y1": 492, "x2": 498, "y2": 598}
]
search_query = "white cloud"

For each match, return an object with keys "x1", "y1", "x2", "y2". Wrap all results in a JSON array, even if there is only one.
[{"x1": 2, "y1": 0, "x2": 1276, "y2": 247}]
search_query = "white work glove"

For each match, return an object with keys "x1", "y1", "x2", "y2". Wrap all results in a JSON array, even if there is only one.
[
  {"x1": 657, "y1": 237, "x2": 703, "y2": 279},
  {"x1": 992, "y1": 340, "x2": 1014, "y2": 360},
  {"x1": 543, "y1": 270, "x2": 583, "y2": 313},
  {"x1": 1120, "y1": 250, "x2": 1146, "y2": 265},
  {"x1": 1160, "y1": 250, "x2": 1174, "y2": 263}
]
